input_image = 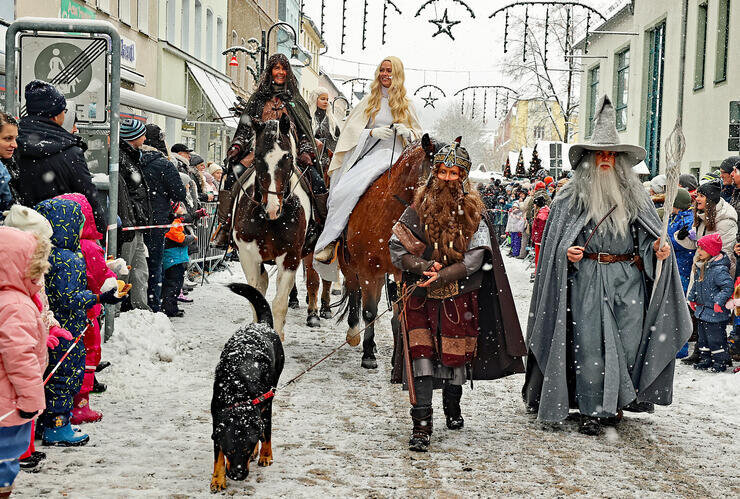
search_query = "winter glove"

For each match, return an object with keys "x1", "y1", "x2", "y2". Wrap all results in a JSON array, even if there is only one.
[
  {"x1": 46, "y1": 334, "x2": 59, "y2": 349},
  {"x1": 18, "y1": 409, "x2": 37, "y2": 420},
  {"x1": 676, "y1": 227, "x2": 689, "y2": 240},
  {"x1": 714, "y1": 303, "x2": 724, "y2": 313},
  {"x1": 689, "y1": 301, "x2": 697, "y2": 311},
  {"x1": 194, "y1": 208, "x2": 208, "y2": 219},
  {"x1": 370, "y1": 127, "x2": 394, "y2": 141},
  {"x1": 392, "y1": 123, "x2": 413, "y2": 141},
  {"x1": 47, "y1": 326, "x2": 73, "y2": 348},
  {"x1": 98, "y1": 288, "x2": 125, "y2": 305},
  {"x1": 688, "y1": 228, "x2": 697, "y2": 241}
]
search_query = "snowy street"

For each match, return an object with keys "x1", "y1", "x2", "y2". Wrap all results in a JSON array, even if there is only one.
[{"x1": 16, "y1": 256, "x2": 740, "y2": 498}]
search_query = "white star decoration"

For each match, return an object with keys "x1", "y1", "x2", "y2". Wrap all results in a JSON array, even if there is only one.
[{"x1": 429, "y1": 9, "x2": 461, "y2": 40}]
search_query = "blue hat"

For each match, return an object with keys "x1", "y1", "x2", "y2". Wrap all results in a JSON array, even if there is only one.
[
  {"x1": 120, "y1": 118, "x2": 146, "y2": 141},
  {"x1": 24, "y1": 80, "x2": 67, "y2": 118}
]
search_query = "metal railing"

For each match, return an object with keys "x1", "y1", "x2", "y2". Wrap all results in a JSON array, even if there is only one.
[{"x1": 187, "y1": 201, "x2": 231, "y2": 283}]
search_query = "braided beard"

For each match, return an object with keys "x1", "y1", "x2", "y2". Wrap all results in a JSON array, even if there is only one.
[{"x1": 415, "y1": 177, "x2": 484, "y2": 264}]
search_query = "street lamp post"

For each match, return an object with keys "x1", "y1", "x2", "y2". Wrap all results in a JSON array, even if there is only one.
[{"x1": 222, "y1": 21, "x2": 305, "y2": 81}]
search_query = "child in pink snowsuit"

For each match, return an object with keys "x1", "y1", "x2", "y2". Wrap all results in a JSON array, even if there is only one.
[{"x1": 56, "y1": 193, "x2": 118, "y2": 424}]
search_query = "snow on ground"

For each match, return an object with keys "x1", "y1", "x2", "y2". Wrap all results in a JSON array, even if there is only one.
[{"x1": 15, "y1": 256, "x2": 740, "y2": 498}]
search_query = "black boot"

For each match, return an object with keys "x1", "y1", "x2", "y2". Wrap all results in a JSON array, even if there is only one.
[
  {"x1": 409, "y1": 407, "x2": 433, "y2": 452},
  {"x1": 578, "y1": 415, "x2": 604, "y2": 436},
  {"x1": 694, "y1": 349, "x2": 712, "y2": 370},
  {"x1": 442, "y1": 384, "x2": 464, "y2": 430},
  {"x1": 212, "y1": 190, "x2": 233, "y2": 250},
  {"x1": 91, "y1": 376, "x2": 107, "y2": 394},
  {"x1": 313, "y1": 191, "x2": 328, "y2": 223},
  {"x1": 681, "y1": 342, "x2": 701, "y2": 364}
]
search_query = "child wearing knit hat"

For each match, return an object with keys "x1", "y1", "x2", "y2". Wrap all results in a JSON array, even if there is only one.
[{"x1": 687, "y1": 233, "x2": 734, "y2": 372}]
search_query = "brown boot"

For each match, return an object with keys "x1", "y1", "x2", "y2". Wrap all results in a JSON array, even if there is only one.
[
  {"x1": 211, "y1": 190, "x2": 233, "y2": 249},
  {"x1": 313, "y1": 192, "x2": 328, "y2": 222},
  {"x1": 409, "y1": 406, "x2": 433, "y2": 452}
]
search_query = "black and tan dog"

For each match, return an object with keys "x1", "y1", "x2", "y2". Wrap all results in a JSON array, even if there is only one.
[{"x1": 210, "y1": 283, "x2": 284, "y2": 493}]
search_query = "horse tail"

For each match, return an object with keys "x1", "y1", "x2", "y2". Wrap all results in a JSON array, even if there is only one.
[{"x1": 227, "y1": 283, "x2": 273, "y2": 328}]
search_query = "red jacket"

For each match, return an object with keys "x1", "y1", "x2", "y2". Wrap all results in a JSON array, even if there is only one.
[{"x1": 531, "y1": 206, "x2": 550, "y2": 244}]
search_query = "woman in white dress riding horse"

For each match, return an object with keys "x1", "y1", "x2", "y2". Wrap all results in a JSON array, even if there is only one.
[{"x1": 314, "y1": 56, "x2": 424, "y2": 266}]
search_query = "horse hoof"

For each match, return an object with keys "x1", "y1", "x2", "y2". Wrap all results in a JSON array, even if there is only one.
[
  {"x1": 306, "y1": 313, "x2": 321, "y2": 328},
  {"x1": 320, "y1": 306, "x2": 332, "y2": 320},
  {"x1": 361, "y1": 357, "x2": 378, "y2": 369},
  {"x1": 346, "y1": 327, "x2": 361, "y2": 347},
  {"x1": 288, "y1": 298, "x2": 300, "y2": 310}
]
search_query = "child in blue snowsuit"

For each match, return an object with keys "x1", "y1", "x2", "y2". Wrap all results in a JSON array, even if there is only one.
[
  {"x1": 687, "y1": 233, "x2": 733, "y2": 372},
  {"x1": 668, "y1": 188, "x2": 695, "y2": 358},
  {"x1": 34, "y1": 199, "x2": 123, "y2": 446}
]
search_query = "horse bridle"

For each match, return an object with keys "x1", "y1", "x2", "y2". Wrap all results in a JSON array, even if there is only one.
[{"x1": 242, "y1": 153, "x2": 295, "y2": 209}]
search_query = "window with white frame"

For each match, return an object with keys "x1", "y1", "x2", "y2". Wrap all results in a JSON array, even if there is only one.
[
  {"x1": 206, "y1": 9, "x2": 214, "y2": 65},
  {"x1": 549, "y1": 143, "x2": 562, "y2": 172},
  {"x1": 194, "y1": 1, "x2": 202, "y2": 58},
  {"x1": 217, "y1": 17, "x2": 224, "y2": 70},
  {"x1": 534, "y1": 126, "x2": 545, "y2": 140},
  {"x1": 182, "y1": 0, "x2": 191, "y2": 51},
  {"x1": 119, "y1": 0, "x2": 131, "y2": 25},
  {"x1": 137, "y1": 0, "x2": 148, "y2": 34},
  {"x1": 166, "y1": 0, "x2": 176, "y2": 43}
]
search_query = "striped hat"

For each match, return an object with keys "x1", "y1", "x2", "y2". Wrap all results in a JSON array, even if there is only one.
[{"x1": 120, "y1": 118, "x2": 146, "y2": 141}]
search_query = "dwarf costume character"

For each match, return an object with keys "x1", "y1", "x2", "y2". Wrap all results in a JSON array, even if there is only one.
[
  {"x1": 523, "y1": 96, "x2": 692, "y2": 435},
  {"x1": 212, "y1": 53, "x2": 328, "y2": 249},
  {"x1": 389, "y1": 139, "x2": 526, "y2": 452}
]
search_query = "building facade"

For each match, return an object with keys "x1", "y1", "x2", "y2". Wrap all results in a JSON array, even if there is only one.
[
  {"x1": 298, "y1": 15, "x2": 324, "y2": 102},
  {"x1": 576, "y1": 0, "x2": 739, "y2": 178}
]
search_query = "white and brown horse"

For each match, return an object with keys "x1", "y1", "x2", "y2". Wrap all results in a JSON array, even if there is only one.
[{"x1": 230, "y1": 114, "x2": 320, "y2": 338}]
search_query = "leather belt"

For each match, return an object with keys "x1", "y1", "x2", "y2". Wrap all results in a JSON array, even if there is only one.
[{"x1": 584, "y1": 252, "x2": 636, "y2": 264}]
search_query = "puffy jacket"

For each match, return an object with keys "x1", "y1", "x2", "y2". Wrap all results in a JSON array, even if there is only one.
[
  {"x1": 506, "y1": 203, "x2": 527, "y2": 233},
  {"x1": 34, "y1": 198, "x2": 97, "y2": 336},
  {"x1": 55, "y1": 193, "x2": 117, "y2": 323},
  {"x1": 676, "y1": 199, "x2": 738, "y2": 256},
  {"x1": 119, "y1": 140, "x2": 151, "y2": 227},
  {"x1": 140, "y1": 145, "x2": 187, "y2": 225},
  {"x1": 14, "y1": 116, "x2": 106, "y2": 233},
  {"x1": 668, "y1": 209, "x2": 696, "y2": 293},
  {"x1": 688, "y1": 253, "x2": 733, "y2": 323},
  {"x1": 163, "y1": 219, "x2": 197, "y2": 270},
  {"x1": 0, "y1": 227, "x2": 49, "y2": 427},
  {"x1": 531, "y1": 205, "x2": 550, "y2": 244}
]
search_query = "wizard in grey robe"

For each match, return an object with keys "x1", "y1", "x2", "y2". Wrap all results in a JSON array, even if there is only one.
[{"x1": 522, "y1": 95, "x2": 692, "y2": 436}]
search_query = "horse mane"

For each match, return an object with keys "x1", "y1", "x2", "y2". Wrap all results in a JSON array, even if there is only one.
[{"x1": 365, "y1": 138, "x2": 437, "y2": 205}]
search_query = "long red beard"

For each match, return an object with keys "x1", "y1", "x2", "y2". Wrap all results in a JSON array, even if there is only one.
[{"x1": 414, "y1": 177, "x2": 484, "y2": 264}]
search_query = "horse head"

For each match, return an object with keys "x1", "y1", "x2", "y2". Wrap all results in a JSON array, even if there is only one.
[
  {"x1": 420, "y1": 133, "x2": 443, "y2": 182},
  {"x1": 253, "y1": 113, "x2": 295, "y2": 220}
]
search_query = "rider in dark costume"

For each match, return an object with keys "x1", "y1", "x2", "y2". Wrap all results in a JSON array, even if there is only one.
[{"x1": 213, "y1": 53, "x2": 328, "y2": 249}]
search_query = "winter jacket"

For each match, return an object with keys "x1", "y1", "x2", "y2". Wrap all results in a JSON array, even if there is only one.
[
  {"x1": 721, "y1": 183, "x2": 734, "y2": 203},
  {"x1": 139, "y1": 145, "x2": 187, "y2": 225},
  {"x1": 729, "y1": 188, "x2": 740, "y2": 240},
  {"x1": 668, "y1": 209, "x2": 696, "y2": 293},
  {"x1": 119, "y1": 140, "x2": 152, "y2": 227},
  {"x1": 506, "y1": 203, "x2": 527, "y2": 233},
  {"x1": 688, "y1": 253, "x2": 733, "y2": 323},
  {"x1": 14, "y1": 116, "x2": 106, "y2": 233},
  {"x1": 531, "y1": 205, "x2": 550, "y2": 244},
  {"x1": 0, "y1": 158, "x2": 13, "y2": 214},
  {"x1": 33, "y1": 198, "x2": 98, "y2": 336},
  {"x1": 163, "y1": 219, "x2": 197, "y2": 270},
  {"x1": 525, "y1": 189, "x2": 551, "y2": 224},
  {"x1": 0, "y1": 227, "x2": 49, "y2": 427},
  {"x1": 676, "y1": 199, "x2": 738, "y2": 257}
]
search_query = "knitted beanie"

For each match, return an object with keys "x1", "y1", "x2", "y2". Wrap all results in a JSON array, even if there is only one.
[
  {"x1": 189, "y1": 154, "x2": 205, "y2": 167},
  {"x1": 719, "y1": 156, "x2": 740, "y2": 174},
  {"x1": 207, "y1": 163, "x2": 223, "y2": 175},
  {"x1": 649, "y1": 174, "x2": 667, "y2": 194},
  {"x1": 2, "y1": 204, "x2": 53, "y2": 239},
  {"x1": 673, "y1": 188, "x2": 692, "y2": 211},
  {"x1": 24, "y1": 80, "x2": 66, "y2": 118},
  {"x1": 697, "y1": 181, "x2": 722, "y2": 204},
  {"x1": 697, "y1": 233, "x2": 722, "y2": 257},
  {"x1": 120, "y1": 118, "x2": 146, "y2": 141},
  {"x1": 678, "y1": 173, "x2": 698, "y2": 191}
]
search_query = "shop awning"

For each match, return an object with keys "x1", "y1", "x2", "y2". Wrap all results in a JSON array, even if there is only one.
[
  {"x1": 186, "y1": 62, "x2": 239, "y2": 129},
  {"x1": 120, "y1": 88, "x2": 187, "y2": 120}
]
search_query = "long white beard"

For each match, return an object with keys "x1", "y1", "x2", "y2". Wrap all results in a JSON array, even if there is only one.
[{"x1": 585, "y1": 167, "x2": 631, "y2": 239}]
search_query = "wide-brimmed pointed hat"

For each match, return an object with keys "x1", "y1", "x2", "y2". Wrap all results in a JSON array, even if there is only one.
[{"x1": 569, "y1": 95, "x2": 646, "y2": 168}]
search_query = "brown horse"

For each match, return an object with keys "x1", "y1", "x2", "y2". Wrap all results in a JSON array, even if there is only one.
[
  {"x1": 230, "y1": 114, "x2": 319, "y2": 338},
  {"x1": 338, "y1": 134, "x2": 440, "y2": 368}
]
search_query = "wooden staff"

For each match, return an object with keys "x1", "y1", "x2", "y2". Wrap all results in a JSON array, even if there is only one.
[{"x1": 399, "y1": 284, "x2": 417, "y2": 406}]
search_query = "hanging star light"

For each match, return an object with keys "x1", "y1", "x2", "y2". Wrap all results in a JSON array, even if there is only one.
[
  {"x1": 429, "y1": 8, "x2": 461, "y2": 40},
  {"x1": 421, "y1": 92, "x2": 439, "y2": 108}
]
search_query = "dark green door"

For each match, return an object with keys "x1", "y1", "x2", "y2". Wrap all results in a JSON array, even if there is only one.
[{"x1": 645, "y1": 22, "x2": 666, "y2": 177}]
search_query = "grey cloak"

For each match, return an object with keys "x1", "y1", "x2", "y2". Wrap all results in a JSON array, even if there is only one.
[{"x1": 522, "y1": 188, "x2": 692, "y2": 423}]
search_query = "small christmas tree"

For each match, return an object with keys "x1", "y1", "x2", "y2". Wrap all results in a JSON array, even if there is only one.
[
  {"x1": 515, "y1": 151, "x2": 526, "y2": 177},
  {"x1": 503, "y1": 157, "x2": 512, "y2": 178},
  {"x1": 529, "y1": 145, "x2": 542, "y2": 179}
]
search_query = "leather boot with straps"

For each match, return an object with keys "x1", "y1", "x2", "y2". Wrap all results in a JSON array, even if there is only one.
[
  {"x1": 409, "y1": 406, "x2": 433, "y2": 452},
  {"x1": 211, "y1": 190, "x2": 233, "y2": 250}
]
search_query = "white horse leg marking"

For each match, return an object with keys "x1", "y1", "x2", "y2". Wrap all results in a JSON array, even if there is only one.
[
  {"x1": 236, "y1": 239, "x2": 264, "y2": 323},
  {"x1": 273, "y1": 254, "x2": 296, "y2": 341}
]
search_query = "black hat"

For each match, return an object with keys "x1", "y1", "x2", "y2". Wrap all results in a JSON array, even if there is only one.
[
  {"x1": 25, "y1": 80, "x2": 66, "y2": 118},
  {"x1": 697, "y1": 180, "x2": 722, "y2": 204},
  {"x1": 189, "y1": 154, "x2": 205, "y2": 166},
  {"x1": 678, "y1": 173, "x2": 698, "y2": 191},
  {"x1": 145, "y1": 124, "x2": 167, "y2": 155},
  {"x1": 719, "y1": 156, "x2": 740, "y2": 174},
  {"x1": 171, "y1": 143, "x2": 193, "y2": 154}
]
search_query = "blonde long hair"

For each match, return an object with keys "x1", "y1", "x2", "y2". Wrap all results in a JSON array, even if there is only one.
[
  {"x1": 309, "y1": 86, "x2": 340, "y2": 140},
  {"x1": 365, "y1": 56, "x2": 412, "y2": 126}
]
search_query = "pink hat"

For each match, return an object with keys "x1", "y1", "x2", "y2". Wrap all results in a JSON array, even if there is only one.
[{"x1": 698, "y1": 233, "x2": 723, "y2": 256}]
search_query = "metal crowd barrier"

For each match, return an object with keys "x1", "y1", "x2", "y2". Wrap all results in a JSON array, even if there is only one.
[{"x1": 187, "y1": 201, "x2": 231, "y2": 283}]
